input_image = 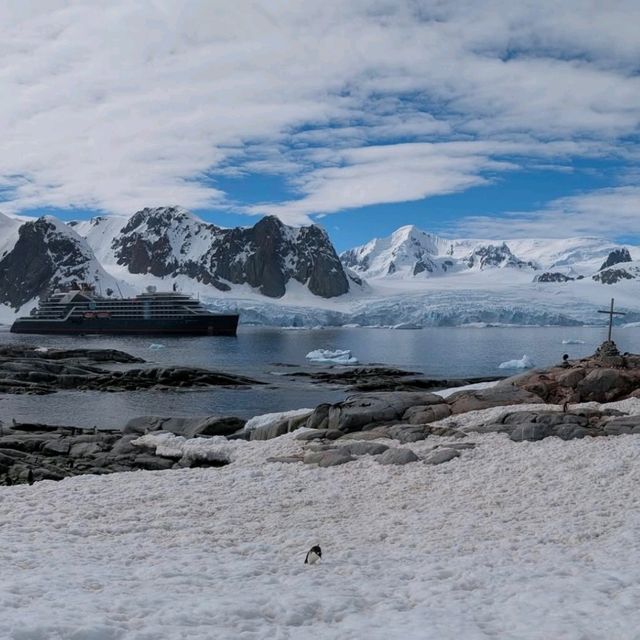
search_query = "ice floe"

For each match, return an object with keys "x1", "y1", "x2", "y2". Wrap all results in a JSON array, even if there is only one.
[
  {"x1": 305, "y1": 349, "x2": 359, "y2": 365},
  {"x1": 498, "y1": 354, "x2": 535, "y2": 369}
]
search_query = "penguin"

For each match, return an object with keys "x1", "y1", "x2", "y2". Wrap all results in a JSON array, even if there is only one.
[{"x1": 304, "y1": 545, "x2": 322, "y2": 565}]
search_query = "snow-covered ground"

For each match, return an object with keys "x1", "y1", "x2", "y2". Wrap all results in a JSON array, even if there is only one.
[{"x1": 2, "y1": 409, "x2": 640, "y2": 639}]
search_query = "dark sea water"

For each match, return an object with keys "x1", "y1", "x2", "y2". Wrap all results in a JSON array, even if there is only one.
[{"x1": 0, "y1": 325, "x2": 638, "y2": 428}]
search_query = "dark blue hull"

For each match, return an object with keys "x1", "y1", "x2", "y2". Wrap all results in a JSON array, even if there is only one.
[{"x1": 10, "y1": 314, "x2": 239, "y2": 336}]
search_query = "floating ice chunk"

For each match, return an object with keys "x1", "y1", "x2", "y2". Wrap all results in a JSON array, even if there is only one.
[
  {"x1": 34, "y1": 347, "x2": 49, "y2": 353},
  {"x1": 149, "y1": 343, "x2": 166, "y2": 350},
  {"x1": 305, "y1": 349, "x2": 359, "y2": 365},
  {"x1": 498, "y1": 355, "x2": 535, "y2": 369},
  {"x1": 561, "y1": 339, "x2": 585, "y2": 345}
]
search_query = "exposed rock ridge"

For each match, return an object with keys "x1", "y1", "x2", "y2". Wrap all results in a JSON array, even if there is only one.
[{"x1": 110, "y1": 207, "x2": 350, "y2": 298}]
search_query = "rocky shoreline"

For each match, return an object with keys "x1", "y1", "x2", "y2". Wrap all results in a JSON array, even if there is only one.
[
  {"x1": 2, "y1": 340, "x2": 640, "y2": 485},
  {"x1": 0, "y1": 345, "x2": 260, "y2": 394}
]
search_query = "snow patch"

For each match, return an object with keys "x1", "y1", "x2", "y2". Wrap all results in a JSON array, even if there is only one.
[
  {"x1": 244, "y1": 408, "x2": 313, "y2": 433},
  {"x1": 4, "y1": 406, "x2": 640, "y2": 638},
  {"x1": 132, "y1": 432, "x2": 238, "y2": 465}
]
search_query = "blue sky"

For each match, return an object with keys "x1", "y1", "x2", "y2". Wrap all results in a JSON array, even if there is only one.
[{"x1": 1, "y1": 1, "x2": 640, "y2": 250}]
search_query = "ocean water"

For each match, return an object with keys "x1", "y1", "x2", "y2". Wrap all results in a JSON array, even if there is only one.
[{"x1": 0, "y1": 325, "x2": 638, "y2": 428}]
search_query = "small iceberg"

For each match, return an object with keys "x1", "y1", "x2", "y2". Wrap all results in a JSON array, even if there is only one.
[
  {"x1": 34, "y1": 347, "x2": 49, "y2": 353},
  {"x1": 149, "y1": 343, "x2": 166, "y2": 350},
  {"x1": 305, "y1": 349, "x2": 359, "y2": 365},
  {"x1": 499, "y1": 355, "x2": 535, "y2": 369},
  {"x1": 561, "y1": 339, "x2": 585, "y2": 345}
]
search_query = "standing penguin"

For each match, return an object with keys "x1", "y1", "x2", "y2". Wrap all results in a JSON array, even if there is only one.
[{"x1": 304, "y1": 545, "x2": 322, "y2": 565}]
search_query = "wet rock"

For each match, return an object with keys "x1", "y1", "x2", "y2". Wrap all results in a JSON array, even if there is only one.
[
  {"x1": 41, "y1": 439, "x2": 71, "y2": 456},
  {"x1": 509, "y1": 423, "x2": 552, "y2": 442},
  {"x1": 303, "y1": 449, "x2": 354, "y2": 467},
  {"x1": 133, "y1": 454, "x2": 176, "y2": 471},
  {"x1": 305, "y1": 404, "x2": 330, "y2": 430},
  {"x1": 110, "y1": 435, "x2": 140, "y2": 455},
  {"x1": 0, "y1": 345, "x2": 259, "y2": 395},
  {"x1": 69, "y1": 442, "x2": 103, "y2": 457},
  {"x1": 387, "y1": 424, "x2": 429, "y2": 444},
  {"x1": 124, "y1": 415, "x2": 246, "y2": 437},
  {"x1": 447, "y1": 385, "x2": 543, "y2": 414},
  {"x1": 266, "y1": 455, "x2": 303, "y2": 464},
  {"x1": 295, "y1": 429, "x2": 343, "y2": 441},
  {"x1": 424, "y1": 426, "x2": 467, "y2": 438},
  {"x1": 323, "y1": 392, "x2": 444, "y2": 433},
  {"x1": 341, "y1": 441, "x2": 389, "y2": 456},
  {"x1": 403, "y1": 403, "x2": 452, "y2": 424},
  {"x1": 378, "y1": 448, "x2": 419, "y2": 465},
  {"x1": 578, "y1": 369, "x2": 632, "y2": 402},
  {"x1": 424, "y1": 448, "x2": 460, "y2": 465},
  {"x1": 442, "y1": 442, "x2": 476, "y2": 450},
  {"x1": 337, "y1": 428, "x2": 391, "y2": 441},
  {"x1": 602, "y1": 416, "x2": 640, "y2": 435}
]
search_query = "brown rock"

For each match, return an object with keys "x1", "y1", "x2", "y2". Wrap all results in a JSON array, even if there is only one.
[{"x1": 403, "y1": 403, "x2": 452, "y2": 424}]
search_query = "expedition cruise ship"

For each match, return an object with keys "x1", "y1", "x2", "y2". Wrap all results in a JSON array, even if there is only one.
[{"x1": 10, "y1": 285, "x2": 239, "y2": 336}]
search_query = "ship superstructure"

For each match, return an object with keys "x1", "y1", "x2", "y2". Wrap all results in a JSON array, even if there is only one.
[{"x1": 10, "y1": 285, "x2": 239, "y2": 336}]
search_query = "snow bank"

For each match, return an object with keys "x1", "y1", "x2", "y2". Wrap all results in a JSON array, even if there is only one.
[
  {"x1": 244, "y1": 408, "x2": 313, "y2": 433},
  {"x1": 498, "y1": 354, "x2": 534, "y2": 369},
  {"x1": 132, "y1": 432, "x2": 240, "y2": 465},
  {"x1": 3, "y1": 417, "x2": 640, "y2": 638},
  {"x1": 305, "y1": 349, "x2": 359, "y2": 365}
]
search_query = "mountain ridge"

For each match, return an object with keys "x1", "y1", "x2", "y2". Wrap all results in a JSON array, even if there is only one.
[{"x1": 1, "y1": 209, "x2": 639, "y2": 327}]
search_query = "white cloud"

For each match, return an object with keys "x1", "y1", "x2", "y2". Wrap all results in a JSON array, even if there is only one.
[
  {"x1": 461, "y1": 186, "x2": 640, "y2": 239},
  {"x1": 0, "y1": 1, "x2": 638, "y2": 223}
]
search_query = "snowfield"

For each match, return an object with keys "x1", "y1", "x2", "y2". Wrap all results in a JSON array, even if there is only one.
[{"x1": 2, "y1": 417, "x2": 640, "y2": 639}]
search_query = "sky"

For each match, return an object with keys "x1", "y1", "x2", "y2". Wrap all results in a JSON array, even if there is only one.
[{"x1": 0, "y1": 1, "x2": 639, "y2": 251}]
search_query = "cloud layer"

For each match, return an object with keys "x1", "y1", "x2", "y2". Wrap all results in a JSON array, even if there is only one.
[{"x1": 0, "y1": 1, "x2": 638, "y2": 233}]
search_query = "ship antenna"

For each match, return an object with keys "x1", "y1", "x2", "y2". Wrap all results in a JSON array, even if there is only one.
[{"x1": 115, "y1": 281, "x2": 124, "y2": 299}]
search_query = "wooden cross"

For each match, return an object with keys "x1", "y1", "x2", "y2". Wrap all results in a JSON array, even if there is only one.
[{"x1": 598, "y1": 298, "x2": 626, "y2": 342}]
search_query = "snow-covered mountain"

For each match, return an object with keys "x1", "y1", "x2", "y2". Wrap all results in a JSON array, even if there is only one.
[
  {"x1": 341, "y1": 225, "x2": 637, "y2": 281},
  {"x1": 74, "y1": 207, "x2": 357, "y2": 299},
  {"x1": 1, "y1": 212, "x2": 639, "y2": 328},
  {"x1": 0, "y1": 215, "x2": 132, "y2": 319}
]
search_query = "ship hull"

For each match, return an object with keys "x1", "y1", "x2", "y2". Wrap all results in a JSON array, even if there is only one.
[{"x1": 10, "y1": 315, "x2": 240, "y2": 336}]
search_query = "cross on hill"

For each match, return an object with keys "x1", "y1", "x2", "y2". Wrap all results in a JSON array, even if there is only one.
[{"x1": 598, "y1": 298, "x2": 626, "y2": 342}]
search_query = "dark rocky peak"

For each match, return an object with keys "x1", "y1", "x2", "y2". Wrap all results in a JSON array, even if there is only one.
[
  {"x1": 113, "y1": 206, "x2": 221, "y2": 278},
  {"x1": 599, "y1": 248, "x2": 632, "y2": 272},
  {"x1": 0, "y1": 217, "x2": 99, "y2": 309},
  {"x1": 109, "y1": 208, "x2": 352, "y2": 299},
  {"x1": 593, "y1": 265, "x2": 638, "y2": 284},
  {"x1": 534, "y1": 272, "x2": 574, "y2": 283},
  {"x1": 120, "y1": 206, "x2": 214, "y2": 236},
  {"x1": 466, "y1": 243, "x2": 533, "y2": 270},
  {"x1": 206, "y1": 215, "x2": 349, "y2": 298}
]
